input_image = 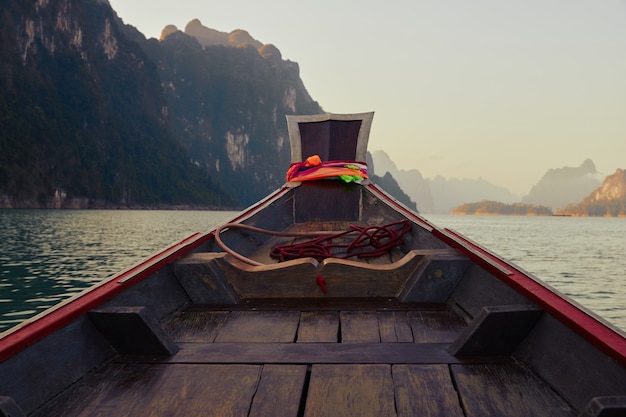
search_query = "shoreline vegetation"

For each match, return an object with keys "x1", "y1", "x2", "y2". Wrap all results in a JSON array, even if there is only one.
[
  {"x1": 0, "y1": 200, "x2": 240, "y2": 211},
  {"x1": 451, "y1": 201, "x2": 553, "y2": 216},
  {"x1": 452, "y1": 200, "x2": 626, "y2": 217}
]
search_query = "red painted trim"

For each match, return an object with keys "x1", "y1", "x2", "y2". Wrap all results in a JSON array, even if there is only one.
[
  {"x1": 365, "y1": 183, "x2": 437, "y2": 231},
  {"x1": 434, "y1": 227, "x2": 626, "y2": 366},
  {"x1": 367, "y1": 182, "x2": 626, "y2": 365},
  {"x1": 0, "y1": 232, "x2": 212, "y2": 363},
  {"x1": 0, "y1": 188, "x2": 294, "y2": 363}
]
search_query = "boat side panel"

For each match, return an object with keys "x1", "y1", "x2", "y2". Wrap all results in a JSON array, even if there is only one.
[
  {"x1": 172, "y1": 253, "x2": 240, "y2": 304},
  {"x1": 209, "y1": 190, "x2": 295, "y2": 254},
  {"x1": 0, "y1": 316, "x2": 115, "y2": 415},
  {"x1": 399, "y1": 255, "x2": 471, "y2": 303},
  {"x1": 361, "y1": 185, "x2": 451, "y2": 251},
  {"x1": 516, "y1": 313, "x2": 626, "y2": 412},
  {"x1": 449, "y1": 263, "x2": 537, "y2": 318},
  {"x1": 99, "y1": 265, "x2": 190, "y2": 322}
]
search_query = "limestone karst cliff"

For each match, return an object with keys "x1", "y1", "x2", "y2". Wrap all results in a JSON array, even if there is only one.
[
  {"x1": 0, "y1": 0, "x2": 321, "y2": 208},
  {"x1": 557, "y1": 169, "x2": 626, "y2": 216}
]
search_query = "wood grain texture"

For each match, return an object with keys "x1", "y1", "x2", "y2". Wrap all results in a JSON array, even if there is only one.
[
  {"x1": 33, "y1": 364, "x2": 262, "y2": 417},
  {"x1": 147, "y1": 342, "x2": 476, "y2": 365},
  {"x1": 163, "y1": 311, "x2": 228, "y2": 343},
  {"x1": 408, "y1": 310, "x2": 467, "y2": 343},
  {"x1": 340, "y1": 311, "x2": 380, "y2": 343},
  {"x1": 378, "y1": 311, "x2": 414, "y2": 343},
  {"x1": 393, "y1": 364, "x2": 464, "y2": 417},
  {"x1": 214, "y1": 311, "x2": 300, "y2": 343},
  {"x1": 304, "y1": 364, "x2": 396, "y2": 417},
  {"x1": 452, "y1": 363, "x2": 577, "y2": 417},
  {"x1": 297, "y1": 311, "x2": 339, "y2": 343},
  {"x1": 249, "y1": 365, "x2": 308, "y2": 417},
  {"x1": 218, "y1": 249, "x2": 423, "y2": 298}
]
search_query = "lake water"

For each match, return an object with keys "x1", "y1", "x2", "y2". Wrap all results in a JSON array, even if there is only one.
[{"x1": 0, "y1": 210, "x2": 624, "y2": 333}]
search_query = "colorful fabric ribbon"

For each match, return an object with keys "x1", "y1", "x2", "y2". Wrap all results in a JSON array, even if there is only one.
[{"x1": 286, "y1": 155, "x2": 368, "y2": 183}]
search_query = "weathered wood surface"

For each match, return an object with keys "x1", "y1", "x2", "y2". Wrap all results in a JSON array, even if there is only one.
[
  {"x1": 33, "y1": 302, "x2": 579, "y2": 417},
  {"x1": 88, "y1": 306, "x2": 178, "y2": 355},
  {"x1": 153, "y1": 342, "x2": 470, "y2": 365},
  {"x1": 216, "y1": 248, "x2": 424, "y2": 298},
  {"x1": 213, "y1": 311, "x2": 300, "y2": 343},
  {"x1": 393, "y1": 364, "x2": 465, "y2": 417},
  {"x1": 295, "y1": 181, "x2": 361, "y2": 222},
  {"x1": 163, "y1": 311, "x2": 228, "y2": 343},
  {"x1": 378, "y1": 311, "x2": 414, "y2": 343},
  {"x1": 340, "y1": 311, "x2": 381, "y2": 343},
  {"x1": 452, "y1": 363, "x2": 577, "y2": 417},
  {"x1": 297, "y1": 311, "x2": 339, "y2": 342},
  {"x1": 249, "y1": 365, "x2": 308, "y2": 417},
  {"x1": 409, "y1": 310, "x2": 467, "y2": 343},
  {"x1": 33, "y1": 363, "x2": 262, "y2": 417},
  {"x1": 448, "y1": 304, "x2": 544, "y2": 356},
  {"x1": 304, "y1": 364, "x2": 396, "y2": 417}
]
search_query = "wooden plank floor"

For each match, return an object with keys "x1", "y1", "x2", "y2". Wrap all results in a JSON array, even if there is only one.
[{"x1": 32, "y1": 301, "x2": 577, "y2": 417}]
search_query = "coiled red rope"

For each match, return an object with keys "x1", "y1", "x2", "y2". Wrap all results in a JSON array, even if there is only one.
[
  {"x1": 213, "y1": 220, "x2": 411, "y2": 266},
  {"x1": 270, "y1": 220, "x2": 411, "y2": 262}
]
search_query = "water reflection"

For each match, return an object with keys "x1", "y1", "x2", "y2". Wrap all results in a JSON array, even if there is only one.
[
  {"x1": 1, "y1": 210, "x2": 624, "y2": 333},
  {"x1": 425, "y1": 214, "x2": 626, "y2": 331},
  {"x1": 0, "y1": 209, "x2": 238, "y2": 330}
]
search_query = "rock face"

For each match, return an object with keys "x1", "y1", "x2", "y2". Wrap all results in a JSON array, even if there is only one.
[
  {"x1": 0, "y1": 2, "x2": 428, "y2": 209},
  {"x1": 0, "y1": 0, "x2": 324, "y2": 208},
  {"x1": 557, "y1": 169, "x2": 626, "y2": 217},
  {"x1": 521, "y1": 159, "x2": 602, "y2": 210},
  {"x1": 182, "y1": 19, "x2": 263, "y2": 49},
  {"x1": 0, "y1": 0, "x2": 234, "y2": 208},
  {"x1": 147, "y1": 20, "x2": 323, "y2": 205},
  {"x1": 370, "y1": 150, "x2": 517, "y2": 213},
  {"x1": 588, "y1": 169, "x2": 626, "y2": 201}
]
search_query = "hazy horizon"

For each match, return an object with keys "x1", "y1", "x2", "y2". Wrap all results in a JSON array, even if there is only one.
[{"x1": 108, "y1": 0, "x2": 626, "y2": 196}]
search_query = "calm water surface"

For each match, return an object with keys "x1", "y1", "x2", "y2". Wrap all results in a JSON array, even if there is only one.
[
  {"x1": 0, "y1": 210, "x2": 624, "y2": 333},
  {"x1": 425, "y1": 214, "x2": 626, "y2": 332},
  {"x1": 0, "y1": 209, "x2": 237, "y2": 331}
]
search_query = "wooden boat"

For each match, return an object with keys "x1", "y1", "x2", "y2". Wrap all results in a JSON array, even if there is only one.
[{"x1": 1, "y1": 112, "x2": 625, "y2": 416}]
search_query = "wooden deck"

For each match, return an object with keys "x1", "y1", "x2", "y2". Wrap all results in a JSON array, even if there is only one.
[{"x1": 32, "y1": 299, "x2": 577, "y2": 417}]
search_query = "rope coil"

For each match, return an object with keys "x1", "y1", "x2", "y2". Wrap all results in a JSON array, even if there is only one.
[
  {"x1": 213, "y1": 220, "x2": 411, "y2": 266},
  {"x1": 270, "y1": 220, "x2": 411, "y2": 262}
]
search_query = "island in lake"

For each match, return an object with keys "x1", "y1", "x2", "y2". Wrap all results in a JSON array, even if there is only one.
[{"x1": 451, "y1": 201, "x2": 553, "y2": 216}]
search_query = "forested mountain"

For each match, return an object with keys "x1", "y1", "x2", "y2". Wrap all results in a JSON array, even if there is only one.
[
  {"x1": 142, "y1": 20, "x2": 323, "y2": 205},
  {"x1": 451, "y1": 201, "x2": 553, "y2": 216},
  {"x1": 0, "y1": 0, "x2": 238, "y2": 208},
  {"x1": 0, "y1": 0, "x2": 323, "y2": 208}
]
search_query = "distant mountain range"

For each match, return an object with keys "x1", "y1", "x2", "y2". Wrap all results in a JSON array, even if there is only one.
[
  {"x1": 1, "y1": 1, "x2": 320, "y2": 208},
  {"x1": 521, "y1": 159, "x2": 603, "y2": 210},
  {"x1": 370, "y1": 150, "x2": 518, "y2": 213},
  {"x1": 556, "y1": 169, "x2": 626, "y2": 217},
  {"x1": 1, "y1": 0, "x2": 623, "y2": 215},
  {"x1": 371, "y1": 151, "x2": 625, "y2": 216}
]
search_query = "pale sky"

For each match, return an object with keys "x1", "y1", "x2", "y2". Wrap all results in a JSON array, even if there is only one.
[{"x1": 107, "y1": 0, "x2": 626, "y2": 196}]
